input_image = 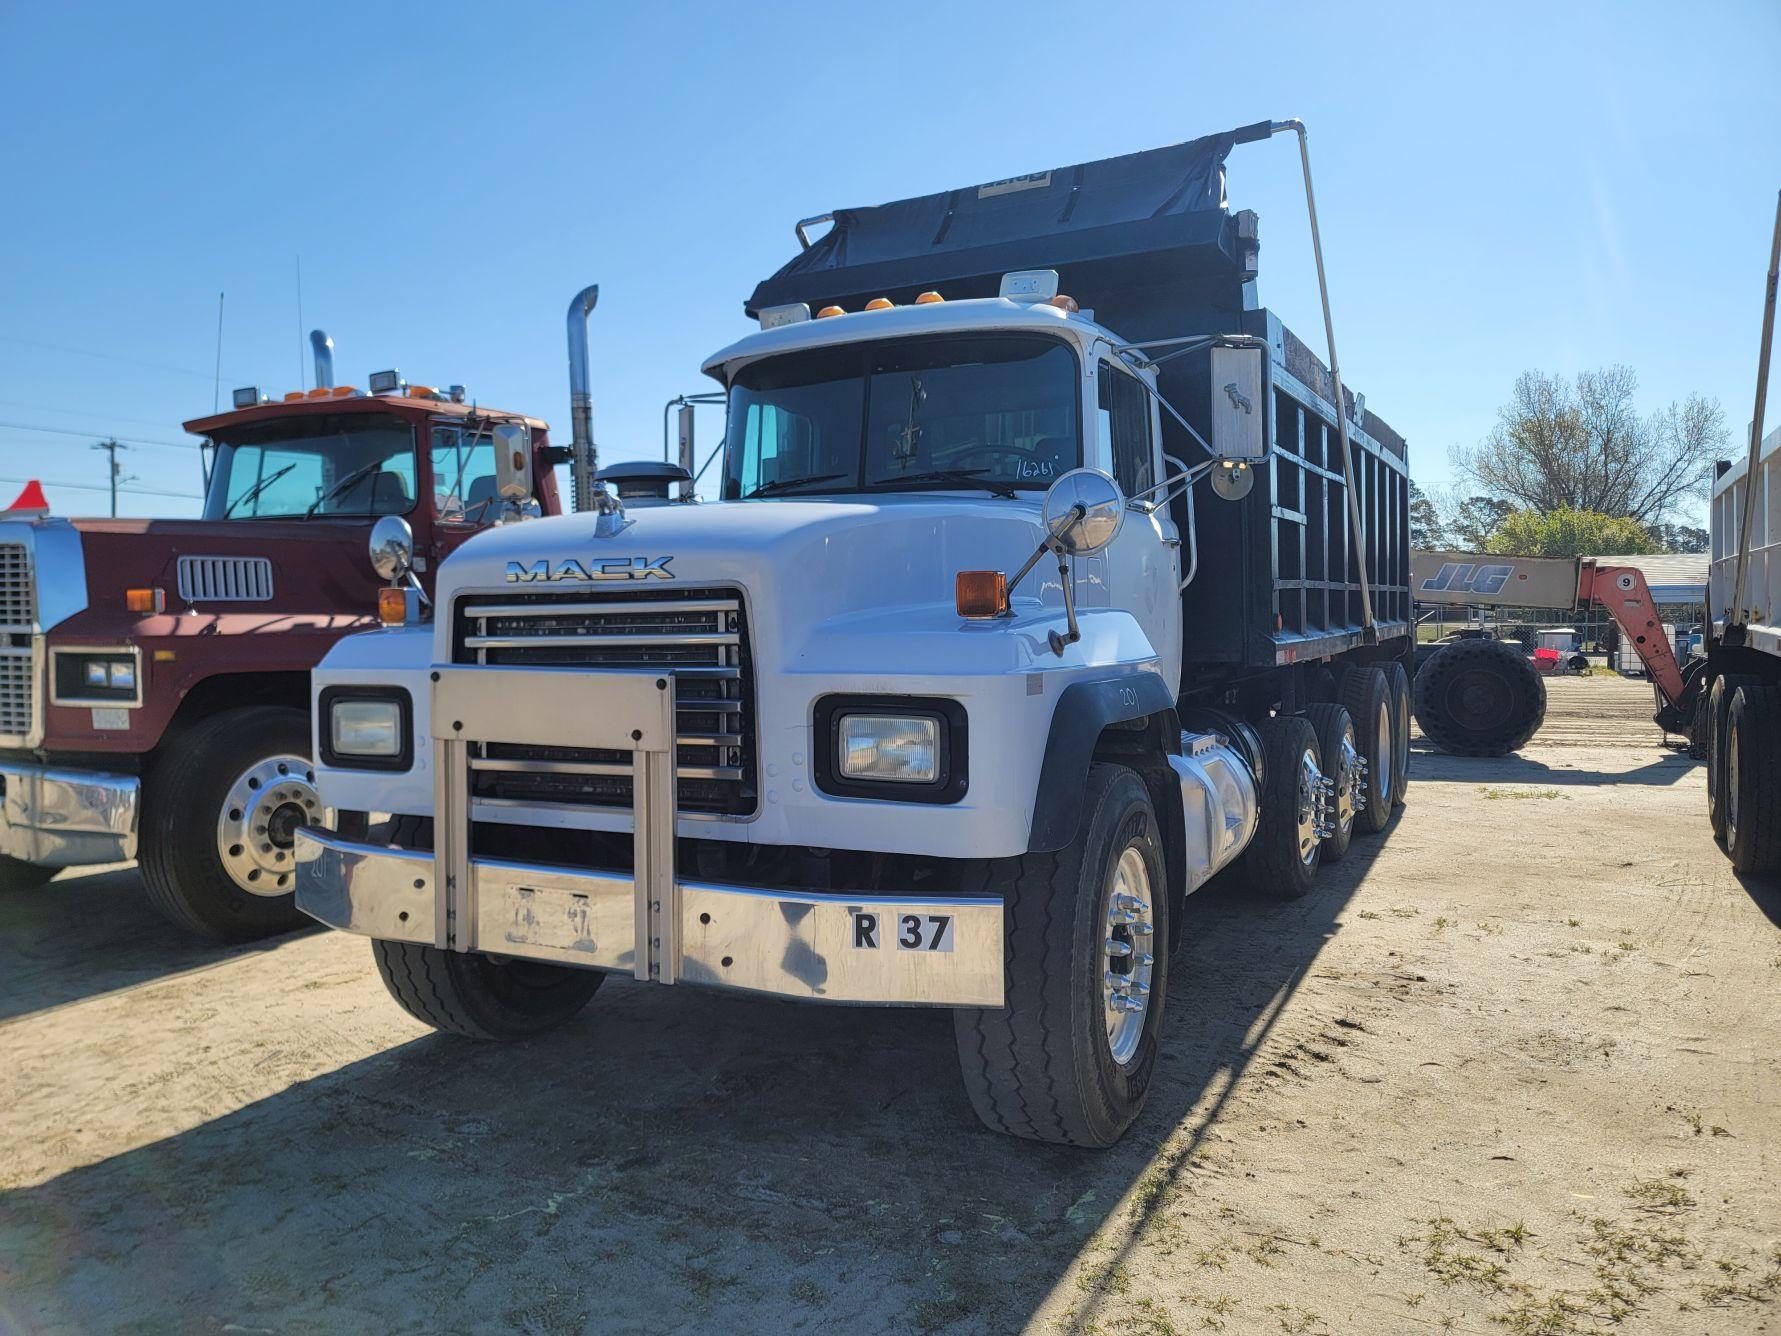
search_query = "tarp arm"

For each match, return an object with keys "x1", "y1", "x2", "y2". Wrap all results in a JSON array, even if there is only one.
[
  {"x1": 1249, "y1": 118, "x2": 1375, "y2": 638},
  {"x1": 1578, "y1": 562, "x2": 1690, "y2": 720},
  {"x1": 1725, "y1": 189, "x2": 1781, "y2": 638}
]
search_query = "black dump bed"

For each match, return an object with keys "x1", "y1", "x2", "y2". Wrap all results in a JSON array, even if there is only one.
[{"x1": 750, "y1": 130, "x2": 1410, "y2": 674}]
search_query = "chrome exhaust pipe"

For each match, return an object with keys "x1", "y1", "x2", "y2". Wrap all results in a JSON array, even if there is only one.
[
  {"x1": 565, "y1": 285, "x2": 600, "y2": 512},
  {"x1": 309, "y1": 330, "x2": 335, "y2": 390}
]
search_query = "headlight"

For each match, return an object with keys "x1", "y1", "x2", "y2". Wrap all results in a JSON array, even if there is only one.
[
  {"x1": 319, "y1": 687, "x2": 413, "y2": 770},
  {"x1": 840, "y1": 714, "x2": 940, "y2": 783},
  {"x1": 52, "y1": 650, "x2": 141, "y2": 705},
  {"x1": 330, "y1": 699, "x2": 402, "y2": 757}
]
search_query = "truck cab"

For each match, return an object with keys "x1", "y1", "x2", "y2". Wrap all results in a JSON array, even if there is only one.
[
  {"x1": 0, "y1": 343, "x2": 561, "y2": 940},
  {"x1": 295, "y1": 124, "x2": 1415, "y2": 1147}
]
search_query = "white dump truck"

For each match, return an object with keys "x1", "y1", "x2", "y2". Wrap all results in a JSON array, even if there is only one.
[{"x1": 294, "y1": 121, "x2": 1416, "y2": 1147}]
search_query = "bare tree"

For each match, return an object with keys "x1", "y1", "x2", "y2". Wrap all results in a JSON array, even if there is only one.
[{"x1": 1451, "y1": 367, "x2": 1726, "y2": 525}]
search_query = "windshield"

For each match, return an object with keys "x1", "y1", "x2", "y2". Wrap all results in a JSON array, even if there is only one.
[
  {"x1": 722, "y1": 334, "x2": 1079, "y2": 499},
  {"x1": 202, "y1": 414, "x2": 418, "y2": 520}
]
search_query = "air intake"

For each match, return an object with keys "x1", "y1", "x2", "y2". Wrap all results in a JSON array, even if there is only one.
[{"x1": 177, "y1": 556, "x2": 274, "y2": 602}]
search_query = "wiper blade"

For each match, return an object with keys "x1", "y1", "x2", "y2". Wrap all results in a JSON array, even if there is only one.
[
  {"x1": 746, "y1": 473, "x2": 847, "y2": 498},
  {"x1": 303, "y1": 460, "x2": 381, "y2": 518},
  {"x1": 223, "y1": 463, "x2": 297, "y2": 517},
  {"x1": 873, "y1": 468, "x2": 1020, "y2": 499}
]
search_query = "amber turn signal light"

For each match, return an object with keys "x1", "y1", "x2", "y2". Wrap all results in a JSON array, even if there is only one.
[
  {"x1": 378, "y1": 587, "x2": 408, "y2": 626},
  {"x1": 955, "y1": 570, "x2": 1008, "y2": 619},
  {"x1": 816, "y1": 305, "x2": 845, "y2": 319},
  {"x1": 125, "y1": 587, "x2": 164, "y2": 614}
]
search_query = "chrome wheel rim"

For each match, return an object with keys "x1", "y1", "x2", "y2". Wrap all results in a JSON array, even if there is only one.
[
  {"x1": 1102, "y1": 845, "x2": 1155, "y2": 1066},
  {"x1": 215, "y1": 753, "x2": 328, "y2": 897},
  {"x1": 1375, "y1": 701, "x2": 1393, "y2": 797},
  {"x1": 1728, "y1": 719, "x2": 1741, "y2": 832},
  {"x1": 1297, "y1": 748, "x2": 1322, "y2": 865},
  {"x1": 1334, "y1": 721, "x2": 1359, "y2": 837}
]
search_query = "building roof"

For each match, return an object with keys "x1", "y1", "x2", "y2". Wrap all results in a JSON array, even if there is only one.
[{"x1": 1590, "y1": 553, "x2": 1708, "y2": 603}]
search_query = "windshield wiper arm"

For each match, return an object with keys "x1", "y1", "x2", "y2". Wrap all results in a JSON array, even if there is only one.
[
  {"x1": 223, "y1": 463, "x2": 297, "y2": 517},
  {"x1": 745, "y1": 473, "x2": 847, "y2": 498},
  {"x1": 873, "y1": 468, "x2": 1020, "y2": 499},
  {"x1": 303, "y1": 461, "x2": 382, "y2": 518}
]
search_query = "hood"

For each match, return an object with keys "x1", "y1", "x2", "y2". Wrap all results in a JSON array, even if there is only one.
[{"x1": 438, "y1": 495, "x2": 1050, "y2": 642}]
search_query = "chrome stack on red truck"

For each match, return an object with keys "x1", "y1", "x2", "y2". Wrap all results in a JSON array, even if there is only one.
[{"x1": 0, "y1": 332, "x2": 567, "y2": 938}]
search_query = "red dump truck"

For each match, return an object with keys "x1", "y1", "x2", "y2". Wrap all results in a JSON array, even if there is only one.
[{"x1": 0, "y1": 330, "x2": 567, "y2": 938}]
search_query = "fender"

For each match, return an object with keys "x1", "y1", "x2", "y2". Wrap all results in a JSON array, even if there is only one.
[{"x1": 1028, "y1": 672, "x2": 1177, "y2": 852}]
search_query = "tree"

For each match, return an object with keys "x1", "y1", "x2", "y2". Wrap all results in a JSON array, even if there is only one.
[
  {"x1": 1484, "y1": 506, "x2": 1660, "y2": 558},
  {"x1": 1444, "y1": 493, "x2": 1514, "y2": 550},
  {"x1": 1409, "y1": 481, "x2": 1445, "y2": 550},
  {"x1": 1452, "y1": 367, "x2": 1726, "y2": 525},
  {"x1": 1645, "y1": 522, "x2": 1709, "y2": 554}
]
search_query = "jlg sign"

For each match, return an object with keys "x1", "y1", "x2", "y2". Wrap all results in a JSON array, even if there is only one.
[{"x1": 1409, "y1": 551, "x2": 1584, "y2": 610}]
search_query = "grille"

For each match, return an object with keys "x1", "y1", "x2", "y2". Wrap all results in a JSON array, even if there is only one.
[
  {"x1": 0, "y1": 541, "x2": 32, "y2": 739},
  {"x1": 178, "y1": 555, "x2": 274, "y2": 602},
  {"x1": 452, "y1": 587, "x2": 756, "y2": 816}
]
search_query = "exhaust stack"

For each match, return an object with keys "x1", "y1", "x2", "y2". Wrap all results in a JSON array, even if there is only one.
[
  {"x1": 566, "y1": 286, "x2": 600, "y2": 511},
  {"x1": 309, "y1": 330, "x2": 335, "y2": 390}
]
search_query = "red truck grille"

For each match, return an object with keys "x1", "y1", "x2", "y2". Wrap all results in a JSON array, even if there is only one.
[{"x1": 450, "y1": 588, "x2": 756, "y2": 817}]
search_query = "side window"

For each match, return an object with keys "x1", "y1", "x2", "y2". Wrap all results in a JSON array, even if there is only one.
[
  {"x1": 1097, "y1": 362, "x2": 1155, "y2": 499},
  {"x1": 431, "y1": 427, "x2": 497, "y2": 521}
]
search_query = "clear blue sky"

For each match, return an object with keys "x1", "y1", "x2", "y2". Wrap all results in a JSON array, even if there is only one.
[{"x1": 2, "y1": 0, "x2": 1777, "y2": 519}]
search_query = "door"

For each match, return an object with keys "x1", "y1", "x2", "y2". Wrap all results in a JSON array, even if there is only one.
[{"x1": 1092, "y1": 359, "x2": 1182, "y2": 684}]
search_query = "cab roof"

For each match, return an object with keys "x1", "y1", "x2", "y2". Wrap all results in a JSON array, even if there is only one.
[{"x1": 184, "y1": 394, "x2": 547, "y2": 437}]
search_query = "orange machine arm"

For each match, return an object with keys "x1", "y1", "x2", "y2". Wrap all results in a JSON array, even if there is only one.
[{"x1": 1576, "y1": 562, "x2": 1688, "y2": 707}]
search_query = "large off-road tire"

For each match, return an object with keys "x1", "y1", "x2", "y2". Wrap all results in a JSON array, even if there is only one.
[
  {"x1": 0, "y1": 855, "x2": 57, "y2": 891},
  {"x1": 139, "y1": 705, "x2": 318, "y2": 942},
  {"x1": 1725, "y1": 685, "x2": 1781, "y2": 875},
  {"x1": 1339, "y1": 666, "x2": 1394, "y2": 834},
  {"x1": 372, "y1": 939, "x2": 604, "y2": 1040},
  {"x1": 1707, "y1": 674, "x2": 1757, "y2": 841},
  {"x1": 1305, "y1": 703, "x2": 1357, "y2": 863},
  {"x1": 952, "y1": 763, "x2": 1168, "y2": 1148},
  {"x1": 1239, "y1": 714, "x2": 1324, "y2": 900},
  {"x1": 1381, "y1": 659, "x2": 1412, "y2": 808},
  {"x1": 1413, "y1": 638, "x2": 1546, "y2": 757}
]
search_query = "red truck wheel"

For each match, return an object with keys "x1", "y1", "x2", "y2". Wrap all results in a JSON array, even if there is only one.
[{"x1": 139, "y1": 705, "x2": 320, "y2": 942}]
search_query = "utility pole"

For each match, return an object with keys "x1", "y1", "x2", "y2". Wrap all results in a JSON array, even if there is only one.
[{"x1": 90, "y1": 438, "x2": 133, "y2": 517}]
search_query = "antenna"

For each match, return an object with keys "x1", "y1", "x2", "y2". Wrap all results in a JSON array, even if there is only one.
[
  {"x1": 295, "y1": 254, "x2": 306, "y2": 391},
  {"x1": 212, "y1": 291, "x2": 225, "y2": 413}
]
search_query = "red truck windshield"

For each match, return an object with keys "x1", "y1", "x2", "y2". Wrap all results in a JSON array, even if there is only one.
[{"x1": 203, "y1": 415, "x2": 418, "y2": 520}]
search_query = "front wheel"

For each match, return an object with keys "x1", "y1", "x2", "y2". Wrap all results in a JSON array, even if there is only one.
[
  {"x1": 138, "y1": 705, "x2": 323, "y2": 941},
  {"x1": 372, "y1": 940, "x2": 605, "y2": 1039},
  {"x1": 952, "y1": 763, "x2": 1168, "y2": 1148}
]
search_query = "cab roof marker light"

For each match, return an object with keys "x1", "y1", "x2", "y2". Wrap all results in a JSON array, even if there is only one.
[
  {"x1": 864, "y1": 297, "x2": 894, "y2": 311},
  {"x1": 816, "y1": 305, "x2": 846, "y2": 319},
  {"x1": 914, "y1": 290, "x2": 945, "y2": 304},
  {"x1": 368, "y1": 369, "x2": 405, "y2": 395},
  {"x1": 758, "y1": 302, "x2": 811, "y2": 329},
  {"x1": 230, "y1": 386, "x2": 266, "y2": 409},
  {"x1": 999, "y1": 269, "x2": 1060, "y2": 302}
]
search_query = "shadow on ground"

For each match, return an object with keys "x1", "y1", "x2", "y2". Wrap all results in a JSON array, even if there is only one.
[
  {"x1": 1410, "y1": 742, "x2": 1697, "y2": 788},
  {"x1": 0, "y1": 865, "x2": 316, "y2": 1025},
  {"x1": 0, "y1": 818, "x2": 1402, "y2": 1334}
]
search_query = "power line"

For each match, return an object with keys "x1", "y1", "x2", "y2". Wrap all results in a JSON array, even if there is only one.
[
  {"x1": 0, "y1": 420, "x2": 201, "y2": 451},
  {"x1": 0, "y1": 474, "x2": 200, "y2": 500},
  {"x1": 0, "y1": 398, "x2": 189, "y2": 430},
  {"x1": 0, "y1": 332, "x2": 238, "y2": 383}
]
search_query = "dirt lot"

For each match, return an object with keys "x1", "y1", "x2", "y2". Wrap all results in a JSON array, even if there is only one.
[{"x1": 2, "y1": 675, "x2": 1777, "y2": 1334}]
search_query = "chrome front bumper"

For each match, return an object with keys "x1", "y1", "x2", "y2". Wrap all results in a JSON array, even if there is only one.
[
  {"x1": 0, "y1": 760, "x2": 138, "y2": 867},
  {"x1": 294, "y1": 826, "x2": 1005, "y2": 1007}
]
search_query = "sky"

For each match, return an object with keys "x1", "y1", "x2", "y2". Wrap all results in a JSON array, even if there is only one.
[{"x1": 1, "y1": 0, "x2": 1777, "y2": 521}]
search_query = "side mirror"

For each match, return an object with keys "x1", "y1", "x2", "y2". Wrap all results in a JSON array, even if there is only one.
[
  {"x1": 1210, "y1": 344, "x2": 1267, "y2": 460},
  {"x1": 493, "y1": 422, "x2": 534, "y2": 502},
  {"x1": 368, "y1": 515, "x2": 415, "y2": 583},
  {"x1": 1041, "y1": 468, "x2": 1126, "y2": 555}
]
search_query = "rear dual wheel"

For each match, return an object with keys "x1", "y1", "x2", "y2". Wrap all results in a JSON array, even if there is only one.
[{"x1": 1724, "y1": 684, "x2": 1781, "y2": 874}]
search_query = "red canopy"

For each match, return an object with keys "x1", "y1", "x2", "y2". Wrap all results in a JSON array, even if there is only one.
[{"x1": 5, "y1": 480, "x2": 48, "y2": 512}]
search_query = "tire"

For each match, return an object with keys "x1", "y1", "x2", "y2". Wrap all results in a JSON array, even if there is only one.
[
  {"x1": 1687, "y1": 685, "x2": 1711, "y2": 762},
  {"x1": 952, "y1": 763, "x2": 1168, "y2": 1148},
  {"x1": 1339, "y1": 666, "x2": 1394, "y2": 834},
  {"x1": 1304, "y1": 703, "x2": 1357, "y2": 862},
  {"x1": 372, "y1": 939, "x2": 604, "y2": 1040},
  {"x1": 1412, "y1": 638, "x2": 1546, "y2": 757},
  {"x1": 0, "y1": 855, "x2": 57, "y2": 890},
  {"x1": 138, "y1": 705, "x2": 318, "y2": 942},
  {"x1": 1707, "y1": 674, "x2": 1756, "y2": 841},
  {"x1": 1381, "y1": 660, "x2": 1412, "y2": 809},
  {"x1": 1239, "y1": 714, "x2": 1323, "y2": 899},
  {"x1": 1724, "y1": 685, "x2": 1781, "y2": 874}
]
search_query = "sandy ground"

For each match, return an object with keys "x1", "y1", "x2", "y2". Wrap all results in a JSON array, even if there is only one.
[{"x1": 1, "y1": 675, "x2": 1777, "y2": 1335}]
